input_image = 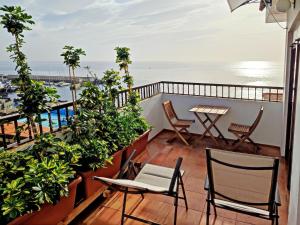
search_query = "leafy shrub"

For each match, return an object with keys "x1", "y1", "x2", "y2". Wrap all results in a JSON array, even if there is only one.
[{"x1": 0, "y1": 149, "x2": 76, "y2": 223}]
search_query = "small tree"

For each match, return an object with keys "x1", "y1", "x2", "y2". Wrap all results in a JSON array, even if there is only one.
[
  {"x1": 0, "y1": 5, "x2": 58, "y2": 137},
  {"x1": 61, "y1": 45, "x2": 86, "y2": 114},
  {"x1": 100, "y1": 69, "x2": 122, "y2": 102},
  {"x1": 115, "y1": 47, "x2": 133, "y2": 92}
]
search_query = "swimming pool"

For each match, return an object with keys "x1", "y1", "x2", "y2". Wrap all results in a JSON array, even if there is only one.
[{"x1": 19, "y1": 108, "x2": 75, "y2": 128}]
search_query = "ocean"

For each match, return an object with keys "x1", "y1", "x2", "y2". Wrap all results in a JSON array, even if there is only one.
[{"x1": 0, "y1": 60, "x2": 284, "y2": 102}]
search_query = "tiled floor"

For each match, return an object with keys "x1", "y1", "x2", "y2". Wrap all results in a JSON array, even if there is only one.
[{"x1": 73, "y1": 131, "x2": 289, "y2": 225}]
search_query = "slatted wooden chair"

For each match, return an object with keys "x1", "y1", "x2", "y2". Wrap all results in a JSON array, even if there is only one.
[
  {"x1": 228, "y1": 106, "x2": 264, "y2": 152},
  {"x1": 205, "y1": 148, "x2": 280, "y2": 225},
  {"x1": 162, "y1": 100, "x2": 195, "y2": 146}
]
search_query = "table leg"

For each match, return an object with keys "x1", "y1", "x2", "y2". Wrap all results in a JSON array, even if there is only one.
[
  {"x1": 204, "y1": 114, "x2": 229, "y2": 144},
  {"x1": 194, "y1": 112, "x2": 218, "y2": 145}
]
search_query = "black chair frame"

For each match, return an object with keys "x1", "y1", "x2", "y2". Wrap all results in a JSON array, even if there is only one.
[
  {"x1": 205, "y1": 148, "x2": 280, "y2": 225},
  {"x1": 94, "y1": 154, "x2": 188, "y2": 225}
]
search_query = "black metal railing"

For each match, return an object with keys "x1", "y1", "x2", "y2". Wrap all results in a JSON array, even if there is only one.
[
  {"x1": 116, "y1": 82, "x2": 161, "y2": 108},
  {"x1": 0, "y1": 81, "x2": 283, "y2": 149},
  {"x1": 160, "y1": 81, "x2": 284, "y2": 102},
  {"x1": 0, "y1": 101, "x2": 74, "y2": 149}
]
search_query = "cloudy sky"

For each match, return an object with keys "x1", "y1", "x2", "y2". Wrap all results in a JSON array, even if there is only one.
[{"x1": 0, "y1": 0, "x2": 286, "y2": 63}]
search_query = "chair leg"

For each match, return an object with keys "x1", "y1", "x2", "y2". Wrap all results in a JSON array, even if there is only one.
[
  {"x1": 179, "y1": 173, "x2": 188, "y2": 210},
  {"x1": 121, "y1": 189, "x2": 128, "y2": 225},
  {"x1": 213, "y1": 203, "x2": 217, "y2": 215},
  {"x1": 175, "y1": 129, "x2": 189, "y2": 146},
  {"x1": 275, "y1": 205, "x2": 279, "y2": 225},
  {"x1": 174, "y1": 190, "x2": 179, "y2": 225},
  {"x1": 232, "y1": 134, "x2": 248, "y2": 150},
  {"x1": 206, "y1": 199, "x2": 210, "y2": 225},
  {"x1": 247, "y1": 137, "x2": 260, "y2": 152}
]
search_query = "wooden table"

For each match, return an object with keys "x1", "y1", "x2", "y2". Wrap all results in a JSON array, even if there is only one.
[{"x1": 189, "y1": 105, "x2": 230, "y2": 146}]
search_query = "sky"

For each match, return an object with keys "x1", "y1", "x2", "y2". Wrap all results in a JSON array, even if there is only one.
[{"x1": 0, "y1": 0, "x2": 286, "y2": 63}]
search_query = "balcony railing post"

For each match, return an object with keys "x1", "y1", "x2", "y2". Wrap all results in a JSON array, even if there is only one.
[{"x1": 1, "y1": 124, "x2": 7, "y2": 149}]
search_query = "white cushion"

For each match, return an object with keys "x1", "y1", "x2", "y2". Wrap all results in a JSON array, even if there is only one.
[{"x1": 134, "y1": 163, "x2": 184, "y2": 191}]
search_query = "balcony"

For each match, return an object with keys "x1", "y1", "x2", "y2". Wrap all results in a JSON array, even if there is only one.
[
  {"x1": 65, "y1": 130, "x2": 288, "y2": 225},
  {"x1": 0, "y1": 81, "x2": 286, "y2": 225}
]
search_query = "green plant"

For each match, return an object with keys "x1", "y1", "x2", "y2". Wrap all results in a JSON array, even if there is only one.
[
  {"x1": 0, "y1": 6, "x2": 59, "y2": 137},
  {"x1": 61, "y1": 45, "x2": 86, "y2": 113},
  {"x1": 79, "y1": 81, "x2": 104, "y2": 111},
  {"x1": 0, "y1": 149, "x2": 75, "y2": 223},
  {"x1": 100, "y1": 69, "x2": 122, "y2": 101},
  {"x1": 30, "y1": 134, "x2": 81, "y2": 167},
  {"x1": 73, "y1": 138, "x2": 112, "y2": 171},
  {"x1": 115, "y1": 47, "x2": 133, "y2": 92}
]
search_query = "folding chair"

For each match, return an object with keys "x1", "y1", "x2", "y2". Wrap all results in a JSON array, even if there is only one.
[
  {"x1": 228, "y1": 106, "x2": 264, "y2": 152},
  {"x1": 93, "y1": 157, "x2": 188, "y2": 225},
  {"x1": 162, "y1": 100, "x2": 195, "y2": 146},
  {"x1": 205, "y1": 148, "x2": 280, "y2": 225}
]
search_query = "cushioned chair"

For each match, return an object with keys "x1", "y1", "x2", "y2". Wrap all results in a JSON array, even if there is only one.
[
  {"x1": 94, "y1": 157, "x2": 188, "y2": 225},
  {"x1": 228, "y1": 106, "x2": 264, "y2": 152},
  {"x1": 205, "y1": 148, "x2": 280, "y2": 225},
  {"x1": 162, "y1": 100, "x2": 195, "y2": 146}
]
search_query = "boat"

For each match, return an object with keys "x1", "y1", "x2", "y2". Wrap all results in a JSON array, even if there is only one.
[{"x1": 56, "y1": 82, "x2": 70, "y2": 87}]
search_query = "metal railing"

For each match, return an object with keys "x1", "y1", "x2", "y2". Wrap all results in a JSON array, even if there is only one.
[
  {"x1": 0, "y1": 81, "x2": 283, "y2": 149},
  {"x1": 160, "y1": 81, "x2": 284, "y2": 102}
]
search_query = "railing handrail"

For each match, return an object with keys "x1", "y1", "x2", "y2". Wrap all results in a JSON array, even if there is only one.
[{"x1": 160, "y1": 81, "x2": 284, "y2": 90}]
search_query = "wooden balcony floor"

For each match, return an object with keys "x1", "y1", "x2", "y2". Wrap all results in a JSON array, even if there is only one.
[{"x1": 72, "y1": 131, "x2": 289, "y2": 225}]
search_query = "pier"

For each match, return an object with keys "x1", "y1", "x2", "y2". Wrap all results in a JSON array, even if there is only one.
[{"x1": 0, "y1": 74, "x2": 94, "y2": 83}]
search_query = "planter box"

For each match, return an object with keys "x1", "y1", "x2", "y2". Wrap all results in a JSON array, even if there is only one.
[
  {"x1": 8, "y1": 176, "x2": 82, "y2": 225},
  {"x1": 79, "y1": 149, "x2": 124, "y2": 198},
  {"x1": 126, "y1": 130, "x2": 150, "y2": 160}
]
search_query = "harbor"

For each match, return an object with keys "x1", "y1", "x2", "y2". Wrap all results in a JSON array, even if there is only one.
[{"x1": 0, "y1": 74, "x2": 89, "y2": 116}]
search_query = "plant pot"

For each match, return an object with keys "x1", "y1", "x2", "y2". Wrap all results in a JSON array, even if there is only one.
[
  {"x1": 126, "y1": 130, "x2": 150, "y2": 160},
  {"x1": 79, "y1": 149, "x2": 124, "y2": 198},
  {"x1": 8, "y1": 176, "x2": 82, "y2": 225}
]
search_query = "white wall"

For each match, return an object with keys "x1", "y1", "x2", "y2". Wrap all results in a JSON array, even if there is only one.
[
  {"x1": 139, "y1": 94, "x2": 164, "y2": 140},
  {"x1": 288, "y1": 9, "x2": 300, "y2": 224},
  {"x1": 287, "y1": 56, "x2": 300, "y2": 225},
  {"x1": 141, "y1": 93, "x2": 283, "y2": 148},
  {"x1": 162, "y1": 94, "x2": 283, "y2": 148}
]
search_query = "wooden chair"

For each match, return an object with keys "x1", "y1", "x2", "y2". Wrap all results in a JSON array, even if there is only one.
[
  {"x1": 205, "y1": 148, "x2": 280, "y2": 225},
  {"x1": 228, "y1": 106, "x2": 264, "y2": 152},
  {"x1": 162, "y1": 100, "x2": 195, "y2": 146},
  {"x1": 94, "y1": 157, "x2": 188, "y2": 225}
]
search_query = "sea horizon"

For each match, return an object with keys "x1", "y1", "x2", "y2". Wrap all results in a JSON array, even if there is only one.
[{"x1": 0, "y1": 60, "x2": 284, "y2": 87}]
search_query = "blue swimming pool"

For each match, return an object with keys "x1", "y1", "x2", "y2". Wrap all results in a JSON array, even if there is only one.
[{"x1": 19, "y1": 108, "x2": 75, "y2": 128}]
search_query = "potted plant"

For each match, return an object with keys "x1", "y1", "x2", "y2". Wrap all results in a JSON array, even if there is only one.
[
  {"x1": 115, "y1": 47, "x2": 151, "y2": 159},
  {"x1": 67, "y1": 69, "x2": 126, "y2": 198},
  {"x1": 0, "y1": 143, "x2": 82, "y2": 225}
]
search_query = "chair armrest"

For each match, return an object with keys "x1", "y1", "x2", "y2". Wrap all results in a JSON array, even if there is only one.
[{"x1": 204, "y1": 175, "x2": 209, "y2": 190}]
